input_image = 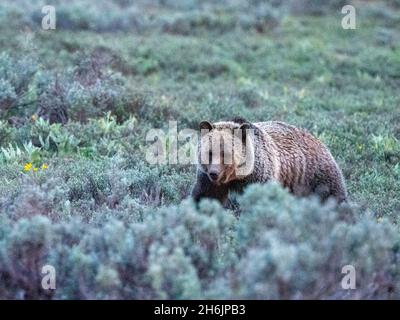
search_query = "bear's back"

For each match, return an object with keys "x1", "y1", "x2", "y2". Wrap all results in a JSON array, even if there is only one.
[{"x1": 254, "y1": 121, "x2": 325, "y2": 154}]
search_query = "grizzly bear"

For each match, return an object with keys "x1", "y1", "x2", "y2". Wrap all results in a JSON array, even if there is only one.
[{"x1": 191, "y1": 117, "x2": 347, "y2": 206}]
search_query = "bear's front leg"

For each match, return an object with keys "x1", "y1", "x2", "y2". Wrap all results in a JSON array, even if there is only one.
[{"x1": 191, "y1": 171, "x2": 229, "y2": 205}]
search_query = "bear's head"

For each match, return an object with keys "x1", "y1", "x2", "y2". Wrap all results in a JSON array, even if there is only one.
[{"x1": 197, "y1": 119, "x2": 255, "y2": 185}]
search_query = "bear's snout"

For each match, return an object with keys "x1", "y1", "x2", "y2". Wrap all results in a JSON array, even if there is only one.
[{"x1": 209, "y1": 171, "x2": 219, "y2": 181}]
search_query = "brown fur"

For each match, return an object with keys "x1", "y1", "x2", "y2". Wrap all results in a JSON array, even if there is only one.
[{"x1": 192, "y1": 118, "x2": 347, "y2": 206}]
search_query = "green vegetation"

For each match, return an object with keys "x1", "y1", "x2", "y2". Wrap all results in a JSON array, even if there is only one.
[{"x1": 0, "y1": 0, "x2": 399, "y2": 299}]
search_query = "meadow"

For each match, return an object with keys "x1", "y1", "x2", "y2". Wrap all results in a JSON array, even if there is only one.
[{"x1": 0, "y1": 0, "x2": 399, "y2": 299}]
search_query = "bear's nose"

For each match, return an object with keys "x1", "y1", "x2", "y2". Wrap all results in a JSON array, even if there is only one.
[{"x1": 209, "y1": 172, "x2": 219, "y2": 181}]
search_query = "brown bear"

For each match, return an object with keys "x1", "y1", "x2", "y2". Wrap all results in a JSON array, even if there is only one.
[{"x1": 191, "y1": 117, "x2": 347, "y2": 206}]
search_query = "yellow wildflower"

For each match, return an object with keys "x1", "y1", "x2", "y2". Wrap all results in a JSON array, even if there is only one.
[
  {"x1": 24, "y1": 163, "x2": 33, "y2": 171},
  {"x1": 41, "y1": 164, "x2": 48, "y2": 170},
  {"x1": 31, "y1": 114, "x2": 38, "y2": 122},
  {"x1": 33, "y1": 167, "x2": 38, "y2": 172}
]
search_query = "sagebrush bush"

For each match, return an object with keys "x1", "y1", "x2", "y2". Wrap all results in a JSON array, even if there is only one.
[
  {"x1": 230, "y1": 184, "x2": 399, "y2": 299},
  {"x1": 35, "y1": 59, "x2": 128, "y2": 123},
  {"x1": 290, "y1": 0, "x2": 348, "y2": 16},
  {"x1": 0, "y1": 184, "x2": 399, "y2": 299},
  {"x1": 0, "y1": 50, "x2": 131, "y2": 125},
  {"x1": 0, "y1": 53, "x2": 37, "y2": 117}
]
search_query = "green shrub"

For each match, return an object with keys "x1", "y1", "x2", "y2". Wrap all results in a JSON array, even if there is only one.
[
  {"x1": 290, "y1": 0, "x2": 348, "y2": 16},
  {"x1": 230, "y1": 184, "x2": 399, "y2": 299},
  {"x1": 0, "y1": 184, "x2": 399, "y2": 299},
  {"x1": 0, "y1": 53, "x2": 37, "y2": 117},
  {"x1": 35, "y1": 57, "x2": 128, "y2": 123}
]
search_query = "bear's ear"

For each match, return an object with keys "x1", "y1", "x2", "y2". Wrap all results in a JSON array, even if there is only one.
[
  {"x1": 239, "y1": 122, "x2": 251, "y2": 131},
  {"x1": 199, "y1": 120, "x2": 213, "y2": 132},
  {"x1": 238, "y1": 122, "x2": 251, "y2": 142}
]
